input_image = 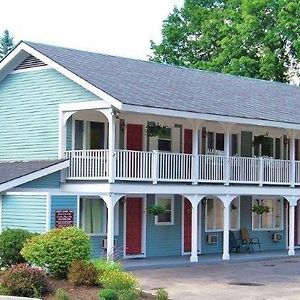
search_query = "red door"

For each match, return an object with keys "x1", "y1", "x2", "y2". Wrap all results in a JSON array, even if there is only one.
[
  {"x1": 184, "y1": 129, "x2": 193, "y2": 252},
  {"x1": 126, "y1": 198, "x2": 143, "y2": 255},
  {"x1": 127, "y1": 124, "x2": 143, "y2": 150},
  {"x1": 184, "y1": 198, "x2": 192, "y2": 252}
]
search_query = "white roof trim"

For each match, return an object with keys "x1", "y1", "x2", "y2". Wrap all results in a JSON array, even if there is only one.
[
  {"x1": 0, "y1": 160, "x2": 69, "y2": 193},
  {"x1": 121, "y1": 103, "x2": 300, "y2": 130},
  {"x1": 0, "y1": 42, "x2": 123, "y2": 110}
]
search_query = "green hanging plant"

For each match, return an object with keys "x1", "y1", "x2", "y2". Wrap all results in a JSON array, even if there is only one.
[
  {"x1": 253, "y1": 132, "x2": 269, "y2": 146},
  {"x1": 146, "y1": 123, "x2": 169, "y2": 137},
  {"x1": 252, "y1": 203, "x2": 270, "y2": 214},
  {"x1": 147, "y1": 205, "x2": 166, "y2": 216}
]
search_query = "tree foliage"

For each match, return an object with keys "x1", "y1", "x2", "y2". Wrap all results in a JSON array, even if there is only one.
[
  {"x1": 150, "y1": 0, "x2": 300, "y2": 83},
  {"x1": 0, "y1": 30, "x2": 14, "y2": 59}
]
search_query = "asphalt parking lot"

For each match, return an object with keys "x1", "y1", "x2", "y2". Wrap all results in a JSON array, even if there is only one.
[{"x1": 133, "y1": 257, "x2": 300, "y2": 299}]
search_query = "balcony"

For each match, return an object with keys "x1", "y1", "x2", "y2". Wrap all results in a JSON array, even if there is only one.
[{"x1": 64, "y1": 150, "x2": 300, "y2": 186}]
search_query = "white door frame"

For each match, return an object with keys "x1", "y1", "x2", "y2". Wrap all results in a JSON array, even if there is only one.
[
  {"x1": 181, "y1": 197, "x2": 202, "y2": 255},
  {"x1": 123, "y1": 195, "x2": 146, "y2": 259}
]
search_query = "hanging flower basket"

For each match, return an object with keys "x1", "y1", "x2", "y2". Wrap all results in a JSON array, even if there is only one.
[
  {"x1": 146, "y1": 123, "x2": 169, "y2": 137},
  {"x1": 252, "y1": 203, "x2": 270, "y2": 214},
  {"x1": 147, "y1": 205, "x2": 166, "y2": 216}
]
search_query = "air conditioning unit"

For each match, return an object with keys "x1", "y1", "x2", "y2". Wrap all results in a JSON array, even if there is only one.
[
  {"x1": 272, "y1": 233, "x2": 282, "y2": 242},
  {"x1": 102, "y1": 238, "x2": 107, "y2": 249},
  {"x1": 207, "y1": 234, "x2": 218, "y2": 244}
]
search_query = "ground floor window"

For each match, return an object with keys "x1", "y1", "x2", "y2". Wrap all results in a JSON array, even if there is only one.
[
  {"x1": 252, "y1": 198, "x2": 283, "y2": 230},
  {"x1": 80, "y1": 197, "x2": 119, "y2": 235},
  {"x1": 155, "y1": 195, "x2": 174, "y2": 225},
  {"x1": 205, "y1": 197, "x2": 240, "y2": 232}
]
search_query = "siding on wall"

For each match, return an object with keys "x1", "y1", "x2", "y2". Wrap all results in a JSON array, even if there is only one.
[
  {"x1": 200, "y1": 196, "x2": 286, "y2": 254},
  {"x1": 2, "y1": 194, "x2": 47, "y2": 233},
  {"x1": 19, "y1": 171, "x2": 61, "y2": 189},
  {"x1": 146, "y1": 194, "x2": 182, "y2": 257},
  {"x1": 66, "y1": 118, "x2": 73, "y2": 151},
  {"x1": 50, "y1": 195, "x2": 78, "y2": 228},
  {"x1": 0, "y1": 68, "x2": 99, "y2": 160}
]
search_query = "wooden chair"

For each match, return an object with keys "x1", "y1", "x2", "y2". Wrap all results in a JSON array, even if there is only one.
[
  {"x1": 240, "y1": 228, "x2": 261, "y2": 253},
  {"x1": 229, "y1": 231, "x2": 250, "y2": 254}
]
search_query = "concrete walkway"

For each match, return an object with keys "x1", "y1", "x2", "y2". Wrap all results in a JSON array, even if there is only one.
[{"x1": 132, "y1": 256, "x2": 300, "y2": 299}]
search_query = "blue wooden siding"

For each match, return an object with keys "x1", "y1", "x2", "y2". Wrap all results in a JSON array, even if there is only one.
[
  {"x1": 146, "y1": 195, "x2": 182, "y2": 257},
  {"x1": 2, "y1": 194, "x2": 47, "y2": 233},
  {"x1": 200, "y1": 196, "x2": 286, "y2": 254},
  {"x1": 0, "y1": 68, "x2": 99, "y2": 160},
  {"x1": 19, "y1": 171, "x2": 61, "y2": 189},
  {"x1": 50, "y1": 195, "x2": 78, "y2": 228},
  {"x1": 66, "y1": 118, "x2": 73, "y2": 151}
]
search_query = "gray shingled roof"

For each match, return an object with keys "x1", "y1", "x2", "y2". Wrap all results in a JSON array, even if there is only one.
[
  {"x1": 0, "y1": 160, "x2": 66, "y2": 185},
  {"x1": 26, "y1": 41, "x2": 300, "y2": 125}
]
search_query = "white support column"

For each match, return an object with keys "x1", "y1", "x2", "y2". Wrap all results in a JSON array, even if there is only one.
[
  {"x1": 289, "y1": 204, "x2": 296, "y2": 256},
  {"x1": 102, "y1": 193, "x2": 123, "y2": 261},
  {"x1": 101, "y1": 108, "x2": 116, "y2": 183},
  {"x1": 290, "y1": 130, "x2": 296, "y2": 187},
  {"x1": 219, "y1": 194, "x2": 236, "y2": 260},
  {"x1": 58, "y1": 110, "x2": 67, "y2": 159},
  {"x1": 224, "y1": 125, "x2": 230, "y2": 185},
  {"x1": 192, "y1": 121, "x2": 199, "y2": 185},
  {"x1": 184, "y1": 194, "x2": 203, "y2": 262}
]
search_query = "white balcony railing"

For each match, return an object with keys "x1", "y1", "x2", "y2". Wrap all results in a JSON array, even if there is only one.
[{"x1": 65, "y1": 149, "x2": 299, "y2": 186}]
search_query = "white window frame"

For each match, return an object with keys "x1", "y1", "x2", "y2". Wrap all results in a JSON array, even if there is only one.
[
  {"x1": 205, "y1": 197, "x2": 240, "y2": 232},
  {"x1": 252, "y1": 197, "x2": 283, "y2": 231},
  {"x1": 154, "y1": 195, "x2": 174, "y2": 226},
  {"x1": 80, "y1": 197, "x2": 119, "y2": 236}
]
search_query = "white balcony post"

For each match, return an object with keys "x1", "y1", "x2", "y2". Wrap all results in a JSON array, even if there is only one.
[
  {"x1": 224, "y1": 124, "x2": 230, "y2": 185},
  {"x1": 259, "y1": 157, "x2": 264, "y2": 186},
  {"x1": 58, "y1": 110, "x2": 67, "y2": 159},
  {"x1": 289, "y1": 203, "x2": 296, "y2": 256},
  {"x1": 192, "y1": 121, "x2": 199, "y2": 185},
  {"x1": 152, "y1": 150, "x2": 159, "y2": 184},
  {"x1": 290, "y1": 130, "x2": 296, "y2": 187},
  {"x1": 219, "y1": 194, "x2": 235, "y2": 260},
  {"x1": 185, "y1": 194, "x2": 203, "y2": 263},
  {"x1": 104, "y1": 109, "x2": 116, "y2": 183}
]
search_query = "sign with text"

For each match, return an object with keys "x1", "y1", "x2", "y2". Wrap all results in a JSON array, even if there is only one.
[{"x1": 55, "y1": 210, "x2": 74, "y2": 228}]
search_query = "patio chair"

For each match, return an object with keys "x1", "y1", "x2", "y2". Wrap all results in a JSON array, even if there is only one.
[
  {"x1": 240, "y1": 228, "x2": 261, "y2": 253},
  {"x1": 229, "y1": 231, "x2": 250, "y2": 254}
]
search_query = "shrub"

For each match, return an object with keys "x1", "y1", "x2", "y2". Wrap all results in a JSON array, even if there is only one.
[
  {"x1": 93, "y1": 258, "x2": 123, "y2": 274},
  {"x1": 0, "y1": 284, "x2": 10, "y2": 295},
  {"x1": 21, "y1": 227, "x2": 90, "y2": 278},
  {"x1": 99, "y1": 288, "x2": 118, "y2": 300},
  {"x1": 1, "y1": 263, "x2": 49, "y2": 298},
  {"x1": 0, "y1": 228, "x2": 35, "y2": 266},
  {"x1": 68, "y1": 260, "x2": 98, "y2": 286},
  {"x1": 156, "y1": 288, "x2": 169, "y2": 300},
  {"x1": 55, "y1": 288, "x2": 70, "y2": 300},
  {"x1": 100, "y1": 269, "x2": 138, "y2": 292}
]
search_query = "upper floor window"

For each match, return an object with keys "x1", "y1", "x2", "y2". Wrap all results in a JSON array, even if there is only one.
[
  {"x1": 253, "y1": 136, "x2": 281, "y2": 158},
  {"x1": 252, "y1": 198, "x2": 283, "y2": 230},
  {"x1": 158, "y1": 128, "x2": 172, "y2": 152},
  {"x1": 205, "y1": 197, "x2": 240, "y2": 232}
]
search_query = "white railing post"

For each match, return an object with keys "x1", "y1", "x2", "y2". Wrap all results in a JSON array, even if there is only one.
[
  {"x1": 192, "y1": 122, "x2": 199, "y2": 185},
  {"x1": 290, "y1": 130, "x2": 296, "y2": 187},
  {"x1": 224, "y1": 125, "x2": 230, "y2": 185},
  {"x1": 259, "y1": 157, "x2": 264, "y2": 186},
  {"x1": 152, "y1": 150, "x2": 159, "y2": 184}
]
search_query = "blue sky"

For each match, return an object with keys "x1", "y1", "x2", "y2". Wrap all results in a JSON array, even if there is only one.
[{"x1": 0, "y1": 0, "x2": 184, "y2": 59}]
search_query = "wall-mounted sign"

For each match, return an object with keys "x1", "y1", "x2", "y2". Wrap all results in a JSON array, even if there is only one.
[{"x1": 55, "y1": 210, "x2": 74, "y2": 228}]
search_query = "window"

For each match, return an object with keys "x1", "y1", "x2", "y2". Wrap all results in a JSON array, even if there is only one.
[
  {"x1": 155, "y1": 195, "x2": 174, "y2": 225},
  {"x1": 231, "y1": 134, "x2": 238, "y2": 155},
  {"x1": 205, "y1": 198, "x2": 240, "y2": 232},
  {"x1": 80, "y1": 198, "x2": 106, "y2": 235},
  {"x1": 252, "y1": 198, "x2": 283, "y2": 230},
  {"x1": 80, "y1": 198, "x2": 119, "y2": 235},
  {"x1": 158, "y1": 128, "x2": 172, "y2": 151},
  {"x1": 207, "y1": 132, "x2": 225, "y2": 153},
  {"x1": 75, "y1": 120, "x2": 84, "y2": 150}
]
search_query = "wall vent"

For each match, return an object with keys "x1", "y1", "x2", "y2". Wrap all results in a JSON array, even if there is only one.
[{"x1": 14, "y1": 55, "x2": 47, "y2": 70}]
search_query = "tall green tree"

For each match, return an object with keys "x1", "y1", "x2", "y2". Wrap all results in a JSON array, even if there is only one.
[
  {"x1": 150, "y1": 0, "x2": 300, "y2": 83},
  {"x1": 0, "y1": 30, "x2": 14, "y2": 59}
]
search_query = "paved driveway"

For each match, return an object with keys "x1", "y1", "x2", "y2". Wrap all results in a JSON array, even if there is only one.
[{"x1": 133, "y1": 257, "x2": 300, "y2": 299}]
